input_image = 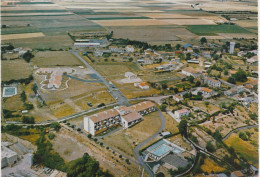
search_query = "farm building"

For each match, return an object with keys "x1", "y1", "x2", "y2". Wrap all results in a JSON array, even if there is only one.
[
  {"x1": 84, "y1": 101, "x2": 156, "y2": 135},
  {"x1": 181, "y1": 68, "x2": 201, "y2": 78},
  {"x1": 174, "y1": 109, "x2": 190, "y2": 119},
  {"x1": 204, "y1": 77, "x2": 221, "y2": 88}
]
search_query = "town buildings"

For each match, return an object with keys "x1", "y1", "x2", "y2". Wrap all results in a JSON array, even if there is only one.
[
  {"x1": 84, "y1": 101, "x2": 156, "y2": 135},
  {"x1": 125, "y1": 45, "x2": 134, "y2": 53},
  {"x1": 181, "y1": 68, "x2": 201, "y2": 78},
  {"x1": 174, "y1": 109, "x2": 190, "y2": 119},
  {"x1": 204, "y1": 77, "x2": 221, "y2": 88}
]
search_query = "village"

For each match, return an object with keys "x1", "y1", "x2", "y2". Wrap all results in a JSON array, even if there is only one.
[{"x1": 1, "y1": 0, "x2": 258, "y2": 176}]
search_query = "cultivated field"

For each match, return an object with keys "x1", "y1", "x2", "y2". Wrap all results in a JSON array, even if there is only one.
[
  {"x1": 1, "y1": 32, "x2": 45, "y2": 40},
  {"x1": 2, "y1": 60, "x2": 31, "y2": 81},
  {"x1": 92, "y1": 19, "x2": 171, "y2": 26},
  {"x1": 224, "y1": 128, "x2": 258, "y2": 166},
  {"x1": 32, "y1": 51, "x2": 82, "y2": 66}
]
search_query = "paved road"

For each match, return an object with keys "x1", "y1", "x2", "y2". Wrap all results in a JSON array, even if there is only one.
[
  {"x1": 71, "y1": 51, "x2": 129, "y2": 106},
  {"x1": 133, "y1": 108, "x2": 166, "y2": 177},
  {"x1": 222, "y1": 124, "x2": 258, "y2": 141}
]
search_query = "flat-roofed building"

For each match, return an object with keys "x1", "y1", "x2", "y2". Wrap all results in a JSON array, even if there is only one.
[
  {"x1": 174, "y1": 109, "x2": 190, "y2": 119},
  {"x1": 1, "y1": 144, "x2": 18, "y2": 168}
]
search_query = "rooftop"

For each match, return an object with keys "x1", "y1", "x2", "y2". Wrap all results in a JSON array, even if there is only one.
[
  {"x1": 205, "y1": 77, "x2": 219, "y2": 83},
  {"x1": 122, "y1": 112, "x2": 142, "y2": 122},
  {"x1": 176, "y1": 108, "x2": 189, "y2": 114},
  {"x1": 89, "y1": 109, "x2": 120, "y2": 123},
  {"x1": 201, "y1": 87, "x2": 212, "y2": 93}
]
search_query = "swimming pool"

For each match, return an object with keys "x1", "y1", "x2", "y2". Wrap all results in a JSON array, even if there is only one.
[
  {"x1": 3, "y1": 87, "x2": 17, "y2": 97},
  {"x1": 152, "y1": 145, "x2": 171, "y2": 157}
]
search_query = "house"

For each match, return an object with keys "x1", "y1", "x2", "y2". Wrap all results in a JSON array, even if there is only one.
[
  {"x1": 172, "y1": 95, "x2": 183, "y2": 102},
  {"x1": 125, "y1": 45, "x2": 134, "y2": 53},
  {"x1": 121, "y1": 112, "x2": 142, "y2": 128},
  {"x1": 181, "y1": 67, "x2": 201, "y2": 78},
  {"x1": 200, "y1": 87, "x2": 214, "y2": 97},
  {"x1": 206, "y1": 174, "x2": 227, "y2": 177},
  {"x1": 204, "y1": 77, "x2": 221, "y2": 88},
  {"x1": 18, "y1": 48, "x2": 32, "y2": 58},
  {"x1": 84, "y1": 101, "x2": 156, "y2": 135},
  {"x1": 109, "y1": 45, "x2": 119, "y2": 52},
  {"x1": 186, "y1": 47, "x2": 193, "y2": 53},
  {"x1": 134, "y1": 82, "x2": 149, "y2": 89},
  {"x1": 231, "y1": 171, "x2": 245, "y2": 177},
  {"x1": 174, "y1": 109, "x2": 190, "y2": 119},
  {"x1": 247, "y1": 55, "x2": 258, "y2": 65},
  {"x1": 202, "y1": 51, "x2": 211, "y2": 59},
  {"x1": 94, "y1": 50, "x2": 103, "y2": 56},
  {"x1": 125, "y1": 72, "x2": 137, "y2": 80}
]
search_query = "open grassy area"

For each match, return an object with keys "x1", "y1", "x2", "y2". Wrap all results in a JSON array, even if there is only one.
[
  {"x1": 224, "y1": 130, "x2": 258, "y2": 166},
  {"x1": 102, "y1": 111, "x2": 161, "y2": 157},
  {"x1": 32, "y1": 51, "x2": 82, "y2": 66},
  {"x1": 186, "y1": 24, "x2": 251, "y2": 36},
  {"x1": 50, "y1": 104, "x2": 76, "y2": 118},
  {"x1": 200, "y1": 158, "x2": 225, "y2": 174},
  {"x1": 189, "y1": 100, "x2": 220, "y2": 114},
  {"x1": 1, "y1": 26, "x2": 41, "y2": 35},
  {"x1": 2, "y1": 60, "x2": 31, "y2": 81},
  {"x1": 163, "y1": 112, "x2": 179, "y2": 134}
]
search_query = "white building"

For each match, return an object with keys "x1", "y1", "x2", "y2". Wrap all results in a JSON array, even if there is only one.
[
  {"x1": 174, "y1": 109, "x2": 190, "y2": 119},
  {"x1": 74, "y1": 42, "x2": 100, "y2": 48},
  {"x1": 125, "y1": 72, "x2": 137, "y2": 80},
  {"x1": 84, "y1": 101, "x2": 156, "y2": 135},
  {"x1": 229, "y1": 42, "x2": 235, "y2": 54},
  {"x1": 172, "y1": 95, "x2": 183, "y2": 102},
  {"x1": 1, "y1": 144, "x2": 18, "y2": 168},
  {"x1": 181, "y1": 68, "x2": 201, "y2": 78},
  {"x1": 204, "y1": 77, "x2": 221, "y2": 88},
  {"x1": 125, "y1": 45, "x2": 134, "y2": 53}
]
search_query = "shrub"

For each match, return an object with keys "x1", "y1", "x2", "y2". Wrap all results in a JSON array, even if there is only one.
[
  {"x1": 48, "y1": 133, "x2": 55, "y2": 140},
  {"x1": 22, "y1": 116, "x2": 35, "y2": 124}
]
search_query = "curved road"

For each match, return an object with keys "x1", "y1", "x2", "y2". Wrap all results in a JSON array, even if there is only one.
[
  {"x1": 133, "y1": 108, "x2": 166, "y2": 177},
  {"x1": 222, "y1": 124, "x2": 258, "y2": 141}
]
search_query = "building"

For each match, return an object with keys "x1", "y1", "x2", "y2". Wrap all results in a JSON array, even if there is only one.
[
  {"x1": 74, "y1": 42, "x2": 100, "y2": 48},
  {"x1": 121, "y1": 112, "x2": 142, "y2": 128},
  {"x1": 125, "y1": 72, "x2": 137, "y2": 80},
  {"x1": 187, "y1": 59, "x2": 199, "y2": 64},
  {"x1": 134, "y1": 82, "x2": 149, "y2": 89},
  {"x1": 172, "y1": 95, "x2": 183, "y2": 102},
  {"x1": 109, "y1": 45, "x2": 119, "y2": 52},
  {"x1": 1, "y1": 143, "x2": 18, "y2": 168},
  {"x1": 94, "y1": 50, "x2": 103, "y2": 57},
  {"x1": 202, "y1": 51, "x2": 211, "y2": 59},
  {"x1": 174, "y1": 109, "x2": 190, "y2": 119},
  {"x1": 200, "y1": 87, "x2": 214, "y2": 97},
  {"x1": 224, "y1": 86, "x2": 244, "y2": 96},
  {"x1": 247, "y1": 55, "x2": 258, "y2": 65},
  {"x1": 204, "y1": 77, "x2": 221, "y2": 87},
  {"x1": 181, "y1": 68, "x2": 201, "y2": 78},
  {"x1": 250, "y1": 165, "x2": 258, "y2": 176},
  {"x1": 84, "y1": 101, "x2": 156, "y2": 135},
  {"x1": 229, "y1": 42, "x2": 235, "y2": 54},
  {"x1": 125, "y1": 45, "x2": 134, "y2": 53},
  {"x1": 231, "y1": 171, "x2": 245, "y2": 177}
]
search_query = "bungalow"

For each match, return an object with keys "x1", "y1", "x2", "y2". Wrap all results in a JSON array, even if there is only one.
[
  {"x1": 204, "y1": 77, "x2": 221, "y2": 88},
  {"x1": 187, "y1": 59, "x2": 199, "y2": 64},
  {"x1": 247, "y1": 55, "x2": 258, "y2": 65},
  {"x1": 125, "y1": 45, "x2": 134, "y2": 53},
  {"x1": 174, "y1": 109, "x2": 190, "y2": 119},
  {"x1": 181, "y1": 67, "x2": 201, "y2": 78},
  {"x1": 134, "y1": 82, "x2": 149, "y2": 89},
  {"x1": 172, "y1": 95, "x2": 183, "y2": 102}
]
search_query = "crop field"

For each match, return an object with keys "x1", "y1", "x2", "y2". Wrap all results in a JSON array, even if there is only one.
[
  {"x1": 1, "y1": 32, "x2": 45, "y2": 40},
  {"x1": 162, "y1": 18, "x2": 215, "y2": 25},
  {"x1": 224, "y1": 129, "x2": 258, "y2": 166},
  {"x1": 2, "y1": 60, "x2": 31, "y2": 81},
  {"x1": 1, "y1": 26, "x2": 41, "y2": 35},
  {"x1": 102, "y1": 111, "x2": 161, "y2": 157},
  {"x1": 32, "y1": 51, "x2": 82, "y2": 66},
  {"x1": 186, "y1": 24, "x2": 251, "y2": 36}
]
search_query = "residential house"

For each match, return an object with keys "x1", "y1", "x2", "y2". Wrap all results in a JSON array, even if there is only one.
[
  {"x1": 204, "y1": 77, "x2": 221, "y2": 88},
  {"x1": 187, "y1": 59, "x2": 199, "y2": 64},
  {"x1": 174, "y1": 109, "x2": 190, "y2": 119},
  {"x1": 134, "y1": 82, "x2": 149, "y2": 89},
  {"x1": 250, "y1": 165, "x2": 258, "y2": 176},
  {"x1": 231, "y1": 171, "x2": 245, "y2": 177},
  {"x1": 181, "y1": 67, "x2": 201, "y2": 78},
  {"x1": 172, "y1": 95, "x2": 183, "y2": 102},
  {"x1": 200, "y1": 87, "x2": 214, "y2": 97},
  {"x1": 125, "y1": 45, "x2": 134, "y2": 53},
  {"x1": 185, "y1": 47, "x2": 193, "y2": 53},
  {"x1": 183, "y1": 44, "x2": 192, "y2": 48}
]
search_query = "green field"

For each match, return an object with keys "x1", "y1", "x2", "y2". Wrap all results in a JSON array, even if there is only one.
[
  {"x1": 1, "y1": 26, "x2": 41, "y2": 35},
  {"x1": 186, "y1": 24, "x2": 251, "y2": 35}
]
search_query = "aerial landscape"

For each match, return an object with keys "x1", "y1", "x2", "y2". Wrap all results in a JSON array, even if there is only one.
[{"x1": 1, "y1": 0, "x2": 258, "y2": 176}]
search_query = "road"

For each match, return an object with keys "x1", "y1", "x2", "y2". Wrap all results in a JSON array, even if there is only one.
[
  {"x1": 222, "y1": 124, "x2": 258, "y2": 141},
  {"x1": 71, "y1": 51, "x2": 129, "y2": 106},
  {"x1": 133, "y1": 108, "x2": 166, "y2": 177}
]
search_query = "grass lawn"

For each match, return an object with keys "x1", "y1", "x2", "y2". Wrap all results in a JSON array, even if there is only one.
[
  {"x1": 102, "y1": 111, "x2": 161, "y2": 157},
  {"x1": 224, "y1": 132, "x2": 258, "y2": 166},
  {"x1": 2, "y1": 60, "x2": 31, "y2": 81},
  {"x1": 186, "y1": 24, "x2": 251, "y2": 36}
]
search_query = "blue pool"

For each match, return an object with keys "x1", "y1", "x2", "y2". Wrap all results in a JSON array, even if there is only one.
[{"x1": 152, "y1": 145, "x2": 171, "y2": 157}]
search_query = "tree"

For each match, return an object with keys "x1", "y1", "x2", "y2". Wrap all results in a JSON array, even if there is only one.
[
  {"x1": 24, "y1": 103, "x2": 34, "y2": 110},
  {"x1": 233, "y1": 69, "x2": 247, "y2": 82},
  {"x1": 200, "y1": 37, "x2": 207, "y2": 44},
  {"x1": 190, "y1": 135, "x2": 198, "y2": 144},
  {"x1": 160, "y1": 104, "x2": 167, "y2": 112},
  {"x1": 178, "y1": 119, "x2": 188, "y2": 137},
  {"x1": 87, "y1": 134, "x2": 92, "y2": 139},
  {"x1": 22, "y1": 116, "x2": 35, "y2": 124},
  {"x1": 2, "y1": 24, "x2": 7, "y2": 28},
  {"x1": 186, "y1": 53, "x2": 191, "y2": 60},
  {"x1": 239, "y1": 132, "x2": 247, "y2": 141},
  {"x1": 6, "y1": 44, "x2": 14, "y2": 50},
  {"x1": 129, "y1": 58, "x2": 133, "y2": 62},
  {"x1": 206, "y1": 141, "x2": 215, "y2": 152},
  {"x1": 175, "y1": 44, "x2": 181, "y2": 50},
  {"x1": 48, "y1": 133, "x2": 55, "y2": 140},
  {"x1": 204, "y1": 101, "x2": 209, "y2": 107},
  {"x1": 227, "y1": 76, "x2": 236, "y2": 84},
  {"x1": 188, "y1": 76, "x2": 194, "y2": 83},
  {"x1": 23, "y1": 51, "x2": 34, "y2": 63},
  {"x1": 224, "y1": 70, "x2": 228, "y2": 75},
  {"x1": 162, "y1": 83, "x2": 168, "y2": 90},
  {"x1": 50, "y1": 122, "x2": 61, "y2": 131},
  {"x1": 21, "y1": 91, "x2": 26, "y2": 102},
  {"x1": 125, "y1": 159, "x2": 130, "y2": 164},
  {"x1": 195, "y1": 81, "x2": 201, "y2": 87}
]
